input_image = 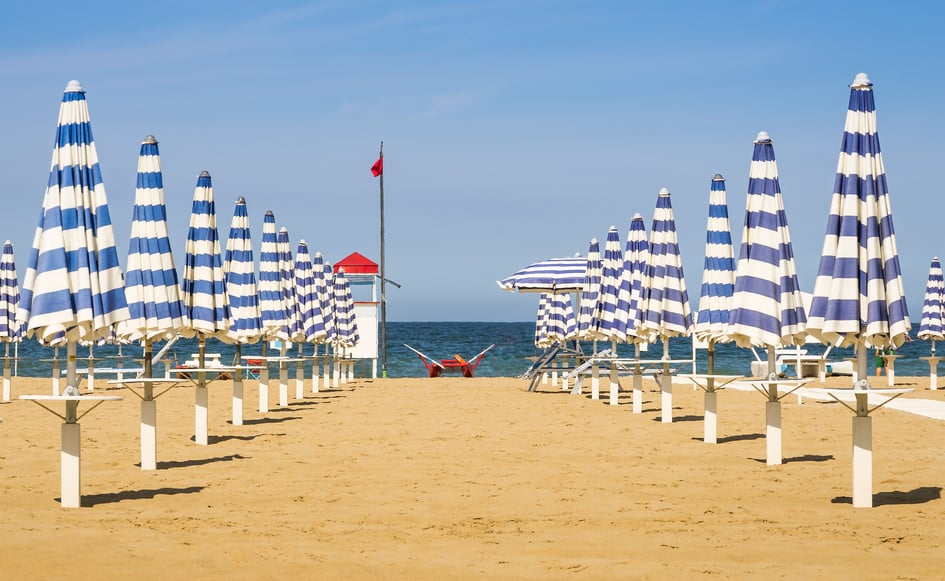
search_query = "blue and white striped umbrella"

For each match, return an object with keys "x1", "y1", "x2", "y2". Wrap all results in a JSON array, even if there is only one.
[
  {"x1": 18, "y1": 80, "x2": 130, "y2": 346},
  {"x1": 576, "y1": 239, "x2": 602, "y2": 340},
  {"x1": 694, "y1": 174, "x2": 736, "y2": 344},
  {"x1": 545, "y1": 291, "x2": 576, "y2": 345},
  {"x1": 224, "y1": 197, "x2": 263, "y2": 344},
  {"x1": 534, "y1": 293, "x2": 552, "y2": 348},
  {"x1": 498, "y1": 255, "x2": 587, "y2": 293},
  {"x1": 0, "y1": 241, "x2": 22, "y2": 343},
  {"x1": 637, "y1": 188, "x2": 693, "y2": 343},
  {"x1": 331, "y1": 268, "x2": 359, "y2": 349},
  {"x1": 310, "y1": 252, "x2": 331, "y2": 343},
  {"x1": 276, "y1": 227, "x2": 300, "y2": 343},
  {"x1": 320, "y1": 258, "x2": 337, "y2": 345},
  {"x1": 120, "y1": 135, "x2": 183, "y2": 343},
  {"x1": 807, "y1": 73, "x2": 910, "y2": 350},
  {"x1": 729, "y1": 133, "x2": 806, "y2": 349},
  {"x1": 258, "y1": 211, "x2": 283, "y2": 340},
  {"x1": 620, "y1": 214, "x2": 649, "y2": 341},
  {"x1": 180, "y1": 171, "x2": 229, "y2": 340},
  {"x1": 595, "y1": 226, "x2": 627, "y2": 342},
  {"x1": 294, "y1": 240, "x2": 323, "y2": 344},
  {"x1": 918, "y1": 257, "x2": 945, "y2": 352}
]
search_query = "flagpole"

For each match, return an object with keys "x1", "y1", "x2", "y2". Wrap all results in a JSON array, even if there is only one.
[{"x1": 377, "y1": 141, "x2": 387, "y2": 378}]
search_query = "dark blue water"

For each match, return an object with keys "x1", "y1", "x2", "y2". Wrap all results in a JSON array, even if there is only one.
[{"x1": 5, "y1": 322, "x2": 940, "y2": 379}]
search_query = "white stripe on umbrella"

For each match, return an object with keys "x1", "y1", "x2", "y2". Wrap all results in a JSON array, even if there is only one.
[
  {"x1": 181, "y1": 171, "x2": 229, "y2": 339},
  {"x1": 807, "y1": 73, "x2": 910, "y2": 352},
  {"x1": 729, "y1": 133, "x2": 807, "y2": 350},
  {"x1": 258, "y1": 211, "x2": 283, "y2": 339},
  {"x1": 120, "y1": 135, "x2": 183, "y2": 344},
  {"x1": 224, "y1": 197, "x2": 263, "y2": 344},
  {"x1": 18, "y1": 80, "x2": 130, "y2": 347},
  {"x1": 576, "y1": 239, "x2": 601, "y2": 340},
  {"x1": 694, "y1": 174, "x2": 736, "y2": 345},
  {"x1": 918, "y1": 257, "x2": 945, "y2": 353}
]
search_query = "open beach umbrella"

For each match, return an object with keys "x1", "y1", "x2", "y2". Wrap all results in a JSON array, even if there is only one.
[
  {"x1": 636, "y1": 188, "x2": 693, "y2": 422},
  {"x1": 497, "y1": 254, "x2": 587, "y2": 294},
  {"x1": 1, "y1": 241, "x2": 22, "y2": 401},
  {"x1": 728, "y1": 131, "x2": 806, "y2": 465},
  {"x1": 119, "y1": 135, "x2": 185, "y2": 469},
  {"x1": 181, "y1": 170, "x2": 230, "y2": 446},
  {"x1": 805, "y1": 74, "x2": 911, "y2": 507},
  {"x1": 17, "y1": 80, "x2": 130, "y2": 507},
  {"x1": 918, "y1": 257, "x2": 944, "y2": 354}
]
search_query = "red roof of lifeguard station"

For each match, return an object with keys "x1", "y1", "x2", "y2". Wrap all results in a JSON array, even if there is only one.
[{"x1": 334, "y1": 251, "x2": 378, "y2": 274}]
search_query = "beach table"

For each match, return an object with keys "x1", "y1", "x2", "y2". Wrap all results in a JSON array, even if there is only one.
[
  {"x1": 78, "y1": 366, "x2": 145, "y2": 391},
  {"x1": 40, "y1": 354, "x2": 62, "y2": 395},
  {"x1": 919, "y1": 356, "x2": 942, "y2": 390},
  {"x1": 20, "y1": 393, "x2": 122, "y2": 508},
  {"x1": 107, "y1": 377, "x2": 184, "y2": 469},
  {"x1": 806, "y1": 384, "x2": 911, "y2": 508},
  {"x1": 732, "y1": 377, "x2": 812, "y2": 465},
  {"x1": 170, "y1": 367, "x2": 241, "y2": 446},
  {"x1": 642, "y1": 358, "x2": 692, "y2": 423},
  {"x1": 242, "y1": 355, "x2": 294, "y2": 411},
  {"x1": 677, "y1": 374, "x2": 745, "y2": 444},
  {"x1": 880, "y1": 353, "x2": 900, "y2": 387}
]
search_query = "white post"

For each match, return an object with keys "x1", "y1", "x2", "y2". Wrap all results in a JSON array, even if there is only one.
[
  {"x1": 61, "y1": 420, "x2": 81, "y2": 508},
  {"x1": 295, "y1": 359, "x2": 304, "y2": 399},
  {"x1": 2, "y1": 359, "x2": 10, "y2": 402},
  {"x1": 323, "y1": 353, "x2": 331, "y2": 389},
  {"x1": 660, "y1": 341, "x2": 672, "y2": 424},
  {"x1": 258, "y1": 365, "x2": 269, "y2": 413},
  {"x1": 852, "y1": 414, "x2": 873, "y2": 508},
  {"x1": 609, "y1": 364, "x2": 619, "y2": 406},
  {"x1": 590, "y1": 341, "x2": 599, "y2": 399},
  {"x1": 279, "y1": 344, "x2": 288, "y2": 407},
  {"x1": 886, "y1": 357, "x2": 896, "y2": 387},
  {"x1": 232, "y1": 376, "x2": 244, "y2": 426},
  {"x1": 141, "y1": 399, "x2": 157, "y2": 470},
  {"x1": 195, "y1": 338, "x2": 208, "y2": 446},
  {"x1": 311, "y1": 348, "x2": 320, "y2": 393},
  {"x1": 632, "y1": 343, "x2": 643, "y2": 414},
  {"x1": 52, "y1": 347, "x2": 61, "y2": 395},
  {"x1": 87, "y1": 347, "x2": 95, "y2": 391},
  {"x1": 705, "y1": 391, "x2": 718, "y2": 444},
  {"x1": 766, "y1": 399, "x2": 782, "y2": 465}
]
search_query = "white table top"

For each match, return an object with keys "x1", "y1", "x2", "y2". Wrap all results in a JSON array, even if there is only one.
[
  {"x1": 108, "y1": 377, "x2": 182, "y2": 385},
  {"x1": 21, "y1": 394, "x2": 122, "y2": 402},
  {"x1": 78, "y1": 367, "x2": 145, "y2": 374},
  {"x1": 808, "y1": 387, "x2": 912, "y2": 396}
]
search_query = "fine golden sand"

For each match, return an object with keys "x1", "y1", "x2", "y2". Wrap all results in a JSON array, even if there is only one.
[{"x1": 1, "y1": 373, "x2": 944, "y2": 580}]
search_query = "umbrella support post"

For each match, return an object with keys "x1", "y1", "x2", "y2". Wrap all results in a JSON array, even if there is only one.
[
  {"x1": 632, "y1": 364, "x2": 642, "y2": 414},
  {"x1": 2, "y1": 360, "x2": 10, "y2": 402},
  {"x1": 591, "y1": 362, "x2": 599, "y2": 400},
  {"x1": 333, "y1": 356, "x2": 340, "y2": 388},
  {"x1": 660, "y1": 362, "x2": 672, "y2": 423},
  {"x1": 232, "y1": 376, "x2": 243, "y2": 426},
  {"x1": 61, "y1": 419, "x2": 81, "y2": 508},
  {"x1": 52, "y1": 348, "x2": 60, "y2": 395},
  {"x1": 323, "y1": 356, "x2": 331, "y2": 390},
  {"x1": 311, "y1": 354, "x2": 319, "y2": 394},
  {"x1": 765, "y1": 398, "x2": 782, "y2": 465},
  {"x1": 609, "y1": 365, "x2": 619, "y2": 406},
  {"x1": 295, "y1": 359, "x2": 304, "y2": 400},
  {"x1": 704, "y1": 391, "x2": 717, "y2": 444},
  {"x1": 852, "y1": 414, "x2": 872, "y2": 508},
  {"x1": 279, "y1": 362, "x2": 288, "y2": 407},
  {"x1": 141, "y1": 399, "x2": 157, "y2": 470},
  {"x1": 258, "y1": 366, "x2": 269, "y2": 413},
  {"x1": 195, "y1": 383, "x2": 208, "y2": 446}
]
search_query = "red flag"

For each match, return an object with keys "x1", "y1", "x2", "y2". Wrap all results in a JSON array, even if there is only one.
[{"x1": 371, "y1": 156, "x2": 383, "y2": 177}]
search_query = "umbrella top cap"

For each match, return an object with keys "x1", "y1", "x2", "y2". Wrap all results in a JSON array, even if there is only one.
[
  {"x1": 142, "y1": 135, "x2": 157, "y2": 144},
  {"x1": 659, "y1": 187, "x2": 670, "y2": 196},
  {"x1": 851, "y1": 72, "x2": 872, "y2": 87},
  {"x1": 713, "y1": 173, "x2": 724, "y2": 181},
  {"x1": 64, "y1": 80, "x2": 83, "y2": 92},
  {"x1": 236, "y1": 196, "x2": 246, "y2": 204},
  {"x1": 754, "y1": 131, "x2": 772, "y2": 143},
  {"x1": 265, "y1": 210, "x2": 274, "y2": 217},
  {"x1": 199, "y1": 170, "x2": 210, "y2": 178},
  {"x1": 632, "y1": 212, "x2": 642, "y2": 219},
  {"x1": 280, "y1": 227, "x2": 287, "y2": 233}
]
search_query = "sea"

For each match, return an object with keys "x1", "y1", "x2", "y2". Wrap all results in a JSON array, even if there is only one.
[{"x1": 3, "y1": 322, "x2": 939, "y2": 379}]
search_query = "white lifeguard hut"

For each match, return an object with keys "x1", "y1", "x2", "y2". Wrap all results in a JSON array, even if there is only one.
[{"x1": 334, "y1": 252, "x2": 386, "y2": 378}]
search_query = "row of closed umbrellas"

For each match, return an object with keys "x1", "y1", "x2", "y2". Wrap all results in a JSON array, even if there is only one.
[{"x1": 507, "y1": 73, "x2": 919, "y2": 381}]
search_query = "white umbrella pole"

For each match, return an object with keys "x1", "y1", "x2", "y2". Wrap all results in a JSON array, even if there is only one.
[
  {"x1": 765, "y1": 345, "x2": 782, "y2": 465},
  {"x1": 279, "y1": 341, "x2": 288, "y2": 407},
  {"x1": 852, "y1": 339, "x2": 873, "y2": 507},
  {"x1": 632, "y1": 343, "x2": 643, "y2": 414},
  {"x1": 258, "y1": 341, "x2": 270, "y2": 413},
  {"x1": 591, "y1": 340, "x2": 600, "y2": 400},
  {"x1": 195, "y1": 337, "x2": 208, "y2": 446},
  {"x1": 2, "y1": 342, "x2": 10, "y2": 402},
  {"x1": 87, "y1": 343, "x2": 94, "y2": 391},
  {"x1": 14, "y1": 341, "x2": 18, "y2": 376},
  {"x1": 705, "y1": 340, "x2": 717, "y2": 444},
  {"x1": 62, "y1": 340, "x2": 81, "y2": 507},
  {"x1": 295, "y1": 342, "x2": 304, "y2": 399},
  {"x1": 232, "y1": 343, "x2": 244, "y2": 426},
  {"x1": 52, "y1": 346, "x2": 60, "y2": 395},
  {"x1": 141, "y1": 339, "x2": 157, "y2": 471},
  {"x1": 609, "y1": 340, "x2": 619, "y2": 406},
  {"x1": 311, "y1": 343, "x2": 320, "y2": 393},
  {"x1": 660, "y1": 339, "x2": 672, "y2": 423}
]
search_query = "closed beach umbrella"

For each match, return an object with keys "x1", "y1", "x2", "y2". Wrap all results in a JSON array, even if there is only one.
[
  {"x1": 637, "y1": 188, "x2": 693, "y2": 422},
  {"x1": 534, "y1": 293, "x2": 552, "y2": 348},
  {"x1": 597, "y1": 226, "x2": 627, "y2": 343},
  {"x1": 918, "y1": 257, "x2": 944, "y2": 354},
  {"x1": 497, "y1": 255, "x2": 587, "y2": 294},
  {"x1": 332, "y1": 268, "x2": 359, "y2": 350},
  {"x1": 805, "y1": 73, "x2": 911, "y2": 508},
  {"x1": 1, "y1": 241, "x2": 21, "y2": 401},
  {"x1": 545, "y1": 292, "x2": 576, "y2": 345},
  {"x1": 258, "y1": 211, "x2": 283, "y2": 341},
  {"x1": 695, "y1": 174, "x2": 736, "y2": 347},
  {"x1": 576, "y1": 239, "x2": 602, "y2": 340},
  {"x1": 728, "y1": 131, "x2": 806, "y2": 465},
  {"x1": 276, "y1": 227, "x2": 300, "y2": 344},
  {"x1": 307, "y1": 251, "x2": 330, "y2": 344},
  {"x1": 17, "y1": 80, "x2": 130, "y2": 507},
  {"x1": 224, "y1": 197, "x2": 263, "y2": 345},
  {"x1": 620, "y1": 214, "x2": 650, "y2": 413},
  {"x1": 294, "y1": 241, "x2": 321, "y2": 344},
  {"x1": 181, "y1": 170, "x2": 229, "y2": 446}
]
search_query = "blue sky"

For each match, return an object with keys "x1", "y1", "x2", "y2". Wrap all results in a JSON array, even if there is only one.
[{"x1": 1, "y1": 1, "x2": 942, "y2": 322}]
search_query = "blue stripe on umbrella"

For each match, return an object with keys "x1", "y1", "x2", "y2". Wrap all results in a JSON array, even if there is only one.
[
  {"x1": 620, "y1": 214, "x2": 649, "y2": 341},
  {"x1": 331, "y1": 268, "x2": 359, "y2": 348},
  {"x1": 120, "y1": 135, "x2": 184, "y2": 342},
  {"x1": 258, "y1": 211, "x2": 283, "y2": 339},
  {"x1": 181, "y1": 171, "x2": 229, "y2": 339},
  {"x1": 224, "y1": 197, "x2": 263, "y2": 344},
  {"x1": 276, "y1": 227, "x2": 300, "y2": 342},
  {"x1": 576, "y1": 239, "x2": 602, "y2": 340},
  {"x1": 638, "y1": 188, "x2": 693, "y2": 342},
  {"x1": 695, "y1": 174, "x2": 736, "y2": 344},
  {"x1": 729, "y1": 133, "x2": 807, "y2": 349},
  {"x1": 918, "y1": 258, "x2": 944, "y2": 352},
  {"x1": 0, "y1": 241, "x2": 21, "y2": 342},
  {"x1": 18, "y1": 80, "x2": 129, "y2": 345},
  {"x1": 294, "y1": 240, "x2": 324, "y2": 343},
  {"x1": 807, "y1": 74, "x2": 910, "y2": 349},
  {"x1": 498, "y1": 255, "x2": 587, "y2": 293}
]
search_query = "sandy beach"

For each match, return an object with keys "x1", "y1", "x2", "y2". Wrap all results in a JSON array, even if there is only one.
[{"x1": 1, "y1": 372, "x2": 944, "y2": 580}]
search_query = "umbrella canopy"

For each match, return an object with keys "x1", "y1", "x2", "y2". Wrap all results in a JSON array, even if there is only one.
[
  {"x1": 498, "y1": 255, "x2": 586, "y2": 293},
  {"x1": 918, "y1": 257, "x2": 945, "y2": 351},
  {"x1": 534, "y1": 293, "x2": 551, "y2": 348},
  {"x1": 258, "y1": 210, "x2": 283, "y2": 340},
  {"x1": 539, "y1": 291, "x2": 576, "y2": 346},
  {"x1": 595, "y1": 226, "x2": 628, "y2": 342},
  {"x1": 276, "y1": 227, "x2": 300, "y2": 343},
  {"x1": 180, "y1": 171, "x2": 229, "y2": 340},
  {"x1": 806, "y1": 73, "x2": 910, "y2": 350},
  {"x1": 18, "y1": 80, "x2": 130, "y2": 345},
  {"x1": 223, "y1": 197, "x2": 263, "y2": 344},
  {"x1": 637, "y1": 188, "x2": 693, "y2": 343},
  {"x1": 0, "y1": 241, "x2": 22, "y2": 342},
  {"x1": 312, "y1": 252, "x2": 332, "y2": 344},
  {"x1": 119, "y1": 135, "x2": 183, "y2": 343},
  {"x1": 619, "y1": 214, "x2": 649, "y2": 342},
  {"x1": 576, "y1": 239, "x2": 602, "y2": 340},
  {"x1": 331, "y1": 268, "x2": 359, "y2": 349},
  {"x1": 694, "y1": 174, "x2": 737, "y2": 344},
  {"x1": 295, "y1": 240, "x2": 325, "y2": 344},
  {"x1": 728, "y1": 133, "x2": 806, "y2": 349}
]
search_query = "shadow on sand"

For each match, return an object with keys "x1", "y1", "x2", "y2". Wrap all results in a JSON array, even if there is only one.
[
  {"x1": 832, "y1": 486, "x2": 942, "y2": 506},
  {"x1": 76, "y1": 485, "x2": 205, "y2": 507},
  {"x1": 153, "y1": 454, "x2": 249, "y2": 470}
]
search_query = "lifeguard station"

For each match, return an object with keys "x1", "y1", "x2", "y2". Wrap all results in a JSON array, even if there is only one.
[{"x1": 334, "y1": 252, "x2": 399, "y2": 378}]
